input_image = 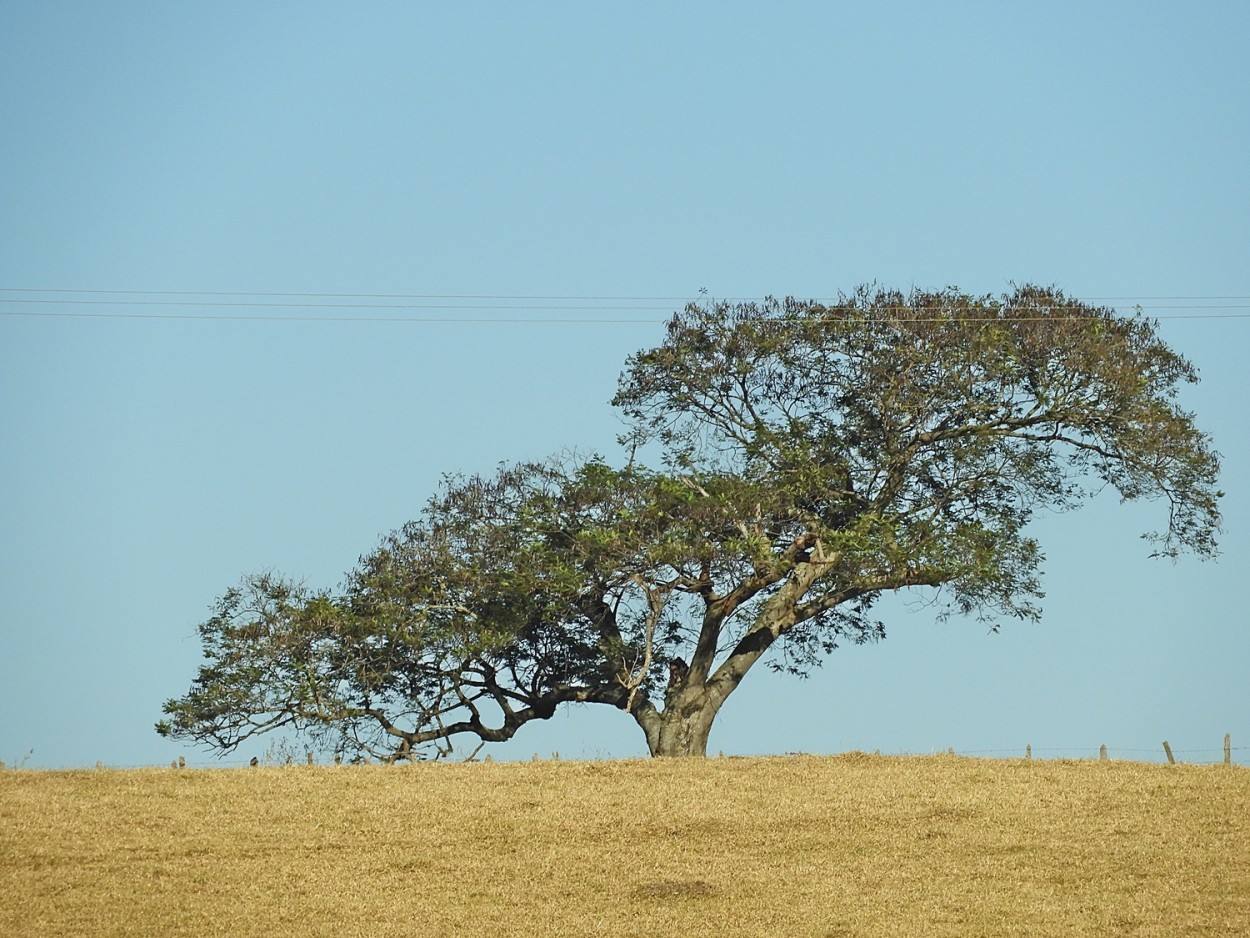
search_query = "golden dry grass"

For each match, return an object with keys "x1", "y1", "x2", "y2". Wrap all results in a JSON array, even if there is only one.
[{"x1": 2, "y1": 753, "x2": 1247, "y2": 937}]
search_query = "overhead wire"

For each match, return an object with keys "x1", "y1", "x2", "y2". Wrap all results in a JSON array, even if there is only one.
[
  {"x1": 3, "y1": 287, "x2": 1249, "y2": 301},
  {"x1": 2, "y1": 287, "x2": 1249, "y2": 323}
]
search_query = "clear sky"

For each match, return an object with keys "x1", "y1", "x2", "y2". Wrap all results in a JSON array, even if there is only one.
[{"x1": 2, "y1": 2, "x2": 1247, "y2": 768}]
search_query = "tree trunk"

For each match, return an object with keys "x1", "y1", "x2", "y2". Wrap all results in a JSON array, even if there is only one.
[
  {"x1": 646, "y1": 686, "x2": 722, "y2": 757},
  {"x1": 636, "y1": 581, "x2": 812, "y2": 757}
]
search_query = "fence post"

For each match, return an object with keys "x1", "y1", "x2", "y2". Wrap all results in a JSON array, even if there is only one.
[
  {"x1": 1162, "y1": 741, "x2": 1175, "y2": 765},
  {"x1": 1100, "y1": 744, "x2": 1108, "y2": 761},
  {"x1": 1226, "y1": 733, "x2": 1232, "y2": 766},
  {"x1": 1025, "y1": 744, "x2": 1032, "y2": 760}
]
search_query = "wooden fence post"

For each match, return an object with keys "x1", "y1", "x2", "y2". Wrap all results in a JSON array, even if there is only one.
[
  {"x1": 1162, "y1": 741, "x2": 1175, "y2": 765},
  {"x1": 1099, "y1": 744, "x2": 1108, "y2": 761},
  {"x1": 1025, "y1": 744, "x2": 1032, "y2": 760},
  {"x1": 1226, "y1": 733, "x2": 1232, "y2": 766}
]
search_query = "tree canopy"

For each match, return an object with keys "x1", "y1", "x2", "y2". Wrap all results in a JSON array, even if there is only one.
[{"x1": 159, "y1": 286, "x2": 1221, "y2": 758}]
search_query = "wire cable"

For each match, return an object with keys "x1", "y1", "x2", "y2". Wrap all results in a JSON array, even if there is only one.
[
  {"x1": 4, "y1": 287, "x2": 1249, "y2": 301},
  {"x1": 3, "y1": 288, "x2": 1249, "y2": 323}
]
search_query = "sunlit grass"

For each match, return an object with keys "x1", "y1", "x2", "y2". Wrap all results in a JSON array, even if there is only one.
[{"x1": 2, "y1": 754, "x2": 1246, "y2": 936}]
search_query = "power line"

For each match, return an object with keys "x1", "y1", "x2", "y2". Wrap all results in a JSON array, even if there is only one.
[
  {"x1": 3, "y1": 287, "x2": 1249, "y2": 301},
  {"x1": 0, "y1": 297, "x2": 679, "y2": 311},
  {"x1": 0, "y1": 310, "x2": 663, "y2": 323},
  {"x1": 7, "y1": 299, "x2": 1250, "y2": 311},
  {"x1": 4, "y1": 309, "x2": 1249, "y2": 324},
  {"x1": 2, "y1": 288, "x2": 1249, "y2": 323},
  {"x1": 0, "y1": 287, "x2": 697, "y2": 301}
]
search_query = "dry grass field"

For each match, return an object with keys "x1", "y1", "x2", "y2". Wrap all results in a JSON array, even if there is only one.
[{"x1": 2, "y1": 753, "x2": 1247, "y2": 937}]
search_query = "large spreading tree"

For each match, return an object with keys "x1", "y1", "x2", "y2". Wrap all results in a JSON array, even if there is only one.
[{"x1": 159, "y1": 286, "x2": 1221, "y2": 758}]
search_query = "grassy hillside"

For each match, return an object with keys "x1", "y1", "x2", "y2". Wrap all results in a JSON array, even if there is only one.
[{"x1": 2, "y1": 754, "x2": 1247, "y2": 936}]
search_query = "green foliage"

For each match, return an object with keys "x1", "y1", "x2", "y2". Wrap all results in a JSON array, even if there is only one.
[{"x1": 161, "y1": 285, "x2": 1221, "y2": 758}]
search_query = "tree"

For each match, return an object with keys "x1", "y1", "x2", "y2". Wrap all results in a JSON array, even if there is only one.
[{"x1": 158, "y1": 286, "x2": 1221, "y2": 758}]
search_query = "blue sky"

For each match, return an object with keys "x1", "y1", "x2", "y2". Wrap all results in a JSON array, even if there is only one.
[{"x1": 1, "y1": 3, "x2": 1247, "y2": 768}]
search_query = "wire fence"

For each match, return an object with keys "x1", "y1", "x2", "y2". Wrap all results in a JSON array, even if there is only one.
[
  {"x1": 6, "y1": 736, "x2": 1244, "y2": 772},
  {"x1": 894, "y1": 741, "x2": 1246, "y2": 766}
]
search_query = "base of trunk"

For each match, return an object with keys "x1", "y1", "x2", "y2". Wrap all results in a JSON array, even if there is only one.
[{"x1": 647, "y1": 692, "x2": 718, "y2": 757}]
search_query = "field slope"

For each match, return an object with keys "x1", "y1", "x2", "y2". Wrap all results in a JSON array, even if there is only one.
[{"x1": 2, "y1": 754, "x2": 1247, "y2": 936}]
